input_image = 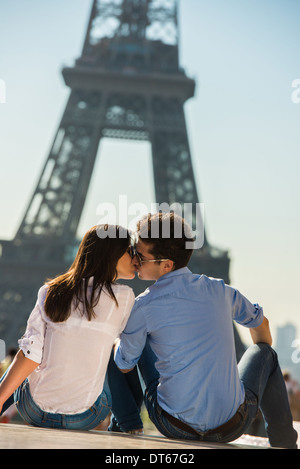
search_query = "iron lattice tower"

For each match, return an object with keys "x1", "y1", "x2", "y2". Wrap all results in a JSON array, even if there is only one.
[{"x1": 0, "y1": 0, "x2": 231, "y2": 350}]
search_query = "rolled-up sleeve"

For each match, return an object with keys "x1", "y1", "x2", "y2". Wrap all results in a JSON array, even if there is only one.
[
  {"x1": 114, "y1": 303, "x2": 147, "y2": 371},
  {"x1": 225, "y1": 285, "x2": 264, "y2": 328},
  {"x1": 18, "y1": 287, "x2": 47, "y2": 364}
]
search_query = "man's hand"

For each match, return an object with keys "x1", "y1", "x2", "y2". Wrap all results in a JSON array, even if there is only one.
[
  {"x1": 119, "y1": 367, "x2": 135, "y2": 374},
  {"x1": 113, "y1": 340, "x2": 135, "y2": 373}
]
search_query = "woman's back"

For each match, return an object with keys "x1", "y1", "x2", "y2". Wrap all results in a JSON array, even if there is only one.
[{"x1": 19, "y1": 279, "x2": 135, "y2": 414}]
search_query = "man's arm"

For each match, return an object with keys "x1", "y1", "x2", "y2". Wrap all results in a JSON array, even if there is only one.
[
  {"x1": 114, "y1": 300, "x2": 148, "y2": 373},
  {"x1": 113, "y1": 342, "x2": 134, "y2": 373},
  {"x1": 249, "y1": 316, "x2": 272, "y2": 346},
  {"x1": 0, "y1": 349, "x2": 39, "y2": 413}
]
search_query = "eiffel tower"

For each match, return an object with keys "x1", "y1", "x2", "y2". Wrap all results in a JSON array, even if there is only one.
[{"x1": 0, "y1": 0, "x2": 233, "y2": 352}]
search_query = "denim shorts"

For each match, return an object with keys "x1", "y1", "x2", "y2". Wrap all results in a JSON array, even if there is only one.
[{"x1": 14, "y1": 378, "x2": 112, "y2": 431}]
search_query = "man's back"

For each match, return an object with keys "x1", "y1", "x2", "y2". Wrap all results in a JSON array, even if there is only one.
[{"x1": 117, "y1": 267, "x2": 263, "y2": 431}]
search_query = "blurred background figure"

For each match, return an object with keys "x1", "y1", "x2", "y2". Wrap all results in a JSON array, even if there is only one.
[{"x1": 283, "y1": 371, "x2": 300, "y2": 421}]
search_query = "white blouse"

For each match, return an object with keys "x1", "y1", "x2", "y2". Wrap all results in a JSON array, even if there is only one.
[{"x1": 18, "y1": 279, "x2": 135, "y2": 414}]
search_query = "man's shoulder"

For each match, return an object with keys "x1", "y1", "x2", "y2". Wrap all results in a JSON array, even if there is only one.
[
  {"x1": 134, "y1": 287, "x2": 152, "y2": 305},
  {"x1": 133, "y1": 274, "x2": 227, "y2": 307},
  {"x1": 133, "y1": 283, "x2": 165, "y2": 311},
  {"x1": 200, "y1": 274, "x2": 226, "y2": 287}
]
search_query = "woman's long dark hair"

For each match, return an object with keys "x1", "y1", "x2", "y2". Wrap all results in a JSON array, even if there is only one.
[{"x1": 44, "y1": 225, "x2": 131, "y2": 322}]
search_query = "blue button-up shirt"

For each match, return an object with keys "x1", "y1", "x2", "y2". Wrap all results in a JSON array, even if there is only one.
[{"x1": 115, "y1": 267, "x2": 263, "y2": 432}]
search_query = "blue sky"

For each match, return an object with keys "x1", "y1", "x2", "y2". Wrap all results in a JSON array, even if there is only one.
[{"x1": 0, "y1": 0, "x2": 300, "y2": 347}]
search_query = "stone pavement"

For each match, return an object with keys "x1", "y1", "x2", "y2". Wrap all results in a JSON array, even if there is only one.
[{"x1": 1, "y1": 422, "x2": 299, "y2": 449}]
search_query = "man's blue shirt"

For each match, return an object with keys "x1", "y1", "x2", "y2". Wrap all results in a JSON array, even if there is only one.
[{"x1": 115, "y1": 267, "x2": 263, "y2": 432}]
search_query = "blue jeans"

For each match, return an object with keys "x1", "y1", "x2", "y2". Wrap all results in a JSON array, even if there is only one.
[
  {"x1": 143, "y1": 342, "x2": 298, "y2": 448},
  {"x1": 111, "y1": 341, "x2": 298, "y2": 448},
  {"x1": 0, "y1": 370, "x2": 112, "y2": 430},
  {"x1": 107, "y1": 351, "x2": 143, "y2": 432}
]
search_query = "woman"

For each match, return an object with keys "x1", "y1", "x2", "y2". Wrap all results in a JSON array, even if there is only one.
[{"x1": 0, "y1": 224, "x2": 136, "y2": 430}]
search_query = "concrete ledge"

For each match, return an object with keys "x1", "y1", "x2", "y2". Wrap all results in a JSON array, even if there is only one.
[{"x1": 0, "y1": 423, "x2": 281, "y2": 450}]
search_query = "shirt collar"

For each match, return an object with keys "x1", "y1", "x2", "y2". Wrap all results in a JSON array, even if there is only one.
[{"x1": 155, "y1": 266, "x2": 192, "y2": 284}]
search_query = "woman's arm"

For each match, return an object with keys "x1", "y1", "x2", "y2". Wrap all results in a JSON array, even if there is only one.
[{"x1": 0, "y1": 349, "x2": 39, "y2": 413}]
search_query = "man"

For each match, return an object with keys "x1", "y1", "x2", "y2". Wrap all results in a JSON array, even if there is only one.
[{"x1": 115, "y1": 212, "x2": 297, "y2": 448}]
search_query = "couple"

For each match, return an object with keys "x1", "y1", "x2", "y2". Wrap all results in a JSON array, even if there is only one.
[{"x1": 0, "y1": 213, "x2": 297, "y2": 448}]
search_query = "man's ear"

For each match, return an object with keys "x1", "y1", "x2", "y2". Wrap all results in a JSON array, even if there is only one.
[{"x1": 163, "y1": 260, "x2": 174, "y2": 272}]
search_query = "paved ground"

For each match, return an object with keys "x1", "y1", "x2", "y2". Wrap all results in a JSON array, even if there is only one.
[{"x1": 1, "y1": 422, "x2": 299, "y2": 450}]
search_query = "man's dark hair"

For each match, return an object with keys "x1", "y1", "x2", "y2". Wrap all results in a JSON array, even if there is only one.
[{"x1": 137, "y1": 212, "x2": 194, "y2": 270}]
